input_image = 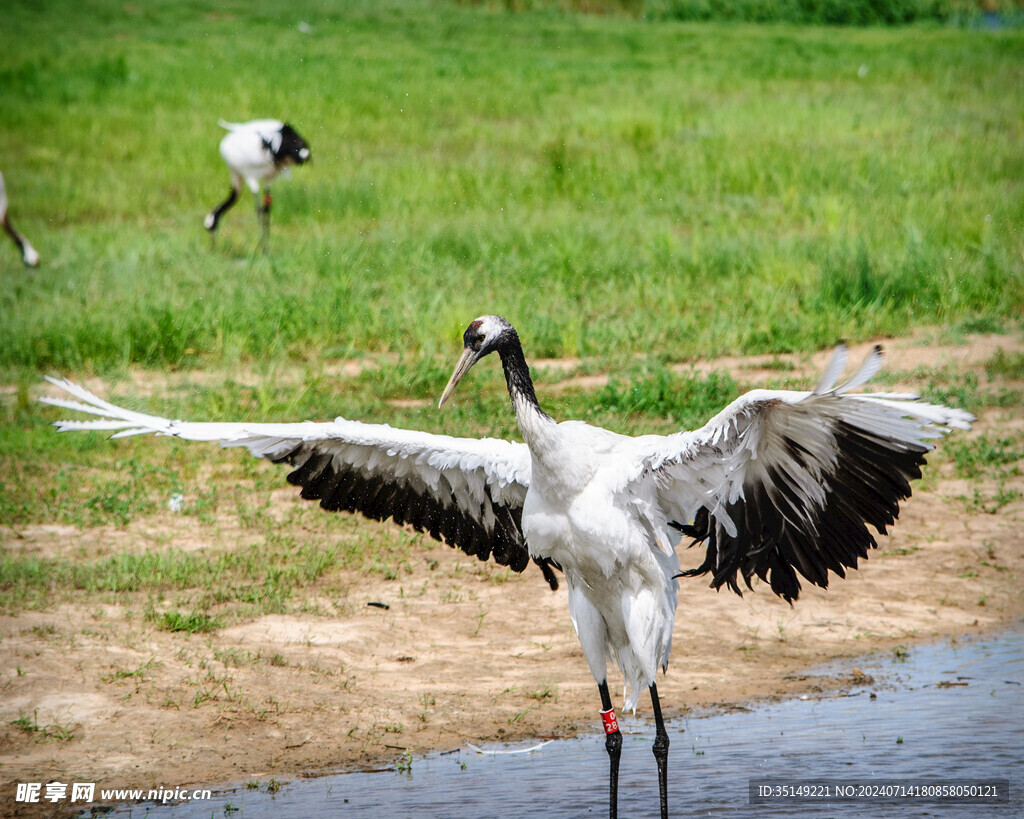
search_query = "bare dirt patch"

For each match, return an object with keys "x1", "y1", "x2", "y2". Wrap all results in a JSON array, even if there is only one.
[
  {"x1": 535, "y1": 328, "x2": 1024, "y2": 391},
  {"x1": 4, "y1": 332, "x2": 1023, "y2": 814}
]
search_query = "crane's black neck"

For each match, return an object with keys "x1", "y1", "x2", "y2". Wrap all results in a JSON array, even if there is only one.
[{"x1": 495, "y1": 330, "x2": 550, "y2": 421}]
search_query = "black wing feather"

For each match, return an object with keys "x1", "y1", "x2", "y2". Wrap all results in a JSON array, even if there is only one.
[
  {"x1": 276, "y1": 443, "x2": 558, "y2": 590},
  {"x1": 681, "y1": 421, "x2": 930, "y2": 603}
]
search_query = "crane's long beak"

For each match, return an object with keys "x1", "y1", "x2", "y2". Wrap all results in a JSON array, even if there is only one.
[{"x1": 439, "y1": 348, "x2": 477, "y2": 409}]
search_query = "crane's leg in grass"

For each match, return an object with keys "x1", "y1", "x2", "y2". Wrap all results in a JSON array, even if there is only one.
[
  {"x1": 204, "y1": 185, "x2": 239, "y2": 238},
  {"x1": 598, "y1": 680, "x2": 622, "y2": 819},
  {"x1": 258, "y1": 188, "x2": 272, "y2": 253},
  {"x1": 650, "y1": 683, "x2": 670, "y2": 819}
]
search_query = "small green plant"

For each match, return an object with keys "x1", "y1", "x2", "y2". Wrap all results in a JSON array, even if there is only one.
[
  {"x1": 419, "y1": 691, "x2": 435, "y2": 722},
  {"x1": 965, "y1": 484, "x2": 1023, "y2": 515},
  {"x1": 214, "y1": 647, "x2": 258, "y2": 667},
  {"x1": 102, "y1": 657, "x2": 162, "y2": 684},
  {"x1": 529, "y1": 683, "x2": 558, "y2": 702},
  {"x1": 985, "y1": 348, "x2": 1024, "y2": 380},
  {"x1": 9, "y1": 709, "x2": 75, "y2": 742},
  {"x1": 160, "y1": 611, "x2": 220, "y2": 634},
  {"x1": 509, "y1": 707, "x2": 533, "y2": 725}
]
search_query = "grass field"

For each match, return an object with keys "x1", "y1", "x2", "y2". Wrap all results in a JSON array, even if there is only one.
[
  {"x1": 3, "y1": 1, "x2": 1022, "y2": 372},
  {"x1": 2, "y1": 1, "x2": 1023, "y2": 617}
]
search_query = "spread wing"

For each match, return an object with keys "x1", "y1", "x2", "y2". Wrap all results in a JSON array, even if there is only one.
[
  {"x1": 40, "y1": 377, "x2": 559, "y2": 587},
  {"x1": 631, "y1": 345, "x2": 973, "y2": 602}
]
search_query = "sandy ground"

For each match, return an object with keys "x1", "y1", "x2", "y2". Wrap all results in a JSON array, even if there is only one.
[{"x1": 2, "y1": 331, "x2": 1022, "y2": 816}]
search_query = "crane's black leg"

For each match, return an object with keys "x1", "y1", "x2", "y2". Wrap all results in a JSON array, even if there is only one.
[
  {"x1": 650, "y1": 682, "x2": 670, "y2": 819},
  {"x1": 258, "y1": 189, "x2": 271, "y2": 253},
  {"x1": 205, "y1": 186, "x2": 239, "y2": 234},
  {"x1": 598, "y1": 680, "x2": 622, "y2": 819}
]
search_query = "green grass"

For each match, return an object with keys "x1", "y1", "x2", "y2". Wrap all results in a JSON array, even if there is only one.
[
  {"x1": 985, "y1": 348, "x2": 1024, "y2": 379},
  {"x1": 158, "y1": 610, "x2": 221, "y2": 634},
  {"x1": 588, "y1": 370, "x2": 741, "y2": 431},
  {"x1": 1, "y1": 1, "x2": 1022, "y2": 620},
  {"x1": 0, "y1": 527, "x2": 398, "y2": 618},
  {"x1": 460, "y1": 0, "x2": 1024, "y2": 25},
  {"x1": 946, "y1": 434, "x2": 1023, "y2": 479},
  {"x1": 2, "y1": 1, "x2": 1022, "y2": 377}
]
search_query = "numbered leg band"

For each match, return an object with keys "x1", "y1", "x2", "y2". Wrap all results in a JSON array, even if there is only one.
[{"x1": 600, "y1": 707, "x2": 619, "y2": 734}]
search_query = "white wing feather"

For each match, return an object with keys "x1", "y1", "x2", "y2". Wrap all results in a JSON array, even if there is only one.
[{"x1": 40, "y1": 377, "x2": 533, "y2": 564}]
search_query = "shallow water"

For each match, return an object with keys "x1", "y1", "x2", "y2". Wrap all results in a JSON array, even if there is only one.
[{"x1": 112, "y1": 624, "x2": 1022, "y2": 817}]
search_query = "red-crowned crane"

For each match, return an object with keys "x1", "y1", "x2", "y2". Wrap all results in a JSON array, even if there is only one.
[
  {"x1": 203, "y1": 119, "x2": 310, "y2": 252},
  {"x1": 41, "y1": 315, "x2": 973, "y2": 818},
  {"x1": 0, "y1": 171, "x2": 40, "y2": 268}
]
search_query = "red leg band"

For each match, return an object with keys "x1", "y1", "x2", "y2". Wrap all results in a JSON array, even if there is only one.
[{"x1": 600, "y1": 707, "x2": 619, "y2": 734}]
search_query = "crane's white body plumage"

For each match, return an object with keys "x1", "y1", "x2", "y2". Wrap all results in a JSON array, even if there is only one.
[
  {"x1": 41, "y1": 329, "x2": 972, "y2": 713},
  {"x1": 203, "y1": 119, "x2": 311, "y2": 243},
  {"x1": 216, "y1": 119, "x2": 303, "y2": 194},
  {"x1": 517, "y1": 413, "x2": 681, "y2": 709}
]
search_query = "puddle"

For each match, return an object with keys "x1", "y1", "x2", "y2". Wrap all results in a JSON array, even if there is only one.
[{"x1": 108, "y1": 624, "x2": 1022, "y2": 817}]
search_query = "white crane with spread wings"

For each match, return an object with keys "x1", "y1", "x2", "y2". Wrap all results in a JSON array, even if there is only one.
[{"x1": 41, "y1": 315, "x2": 973, "y2": 818}]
